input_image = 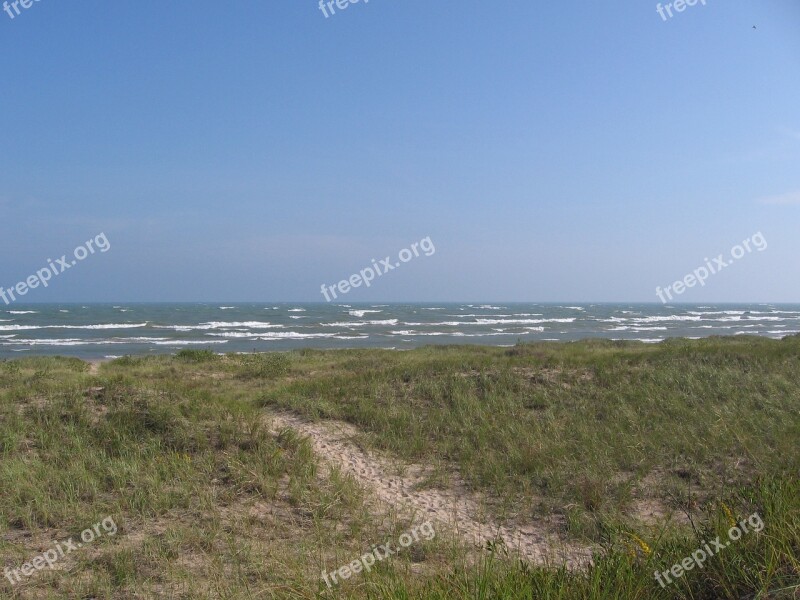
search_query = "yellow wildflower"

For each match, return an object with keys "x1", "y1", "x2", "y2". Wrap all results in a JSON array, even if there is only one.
[
  {"x1": 720, "y1": 502, "x2": 737, "y2": 528},
  {"x1": 626, "y1": 533, "x2": 652, "y2": 556}
]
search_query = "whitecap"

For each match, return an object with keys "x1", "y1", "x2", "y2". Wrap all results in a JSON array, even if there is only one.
[
  {"x1": 403, "y1": 318, "x2": 574, "y2": 326},
  {"x1": 151, "y1": 340, "x2": 228, "y2": 345},
  {"x1": 3, "y1": 338, "x2": 92, "y2": 346},
  {"x1": 322, "y1": 319, "x2": 398, "y2": 327},
  {"x1": 472, "y1": 318, "x2": 575, "y2": 325},
  {"x1": 628, "y1": 316, "x2": 702, "y2": 323},
  {"x1": 349, "y1": 309, "x2": 382, "y2": 318},
  {"x1": 0, "y1": 323, "x2": 149, "y2": 331},
  {"x1": 212, "y1": 332, "x2": 368, "y2": 341},
  {"x1": 155, "y1": 321, "x2": 281, "y2": 331}
]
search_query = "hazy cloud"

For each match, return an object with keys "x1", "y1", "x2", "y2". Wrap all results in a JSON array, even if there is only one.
[{"x1": 757, "y1": 190, "x2": 800, "y2": 205}]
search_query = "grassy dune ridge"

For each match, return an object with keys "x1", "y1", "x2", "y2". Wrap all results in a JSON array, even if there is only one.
[{"x1": 0, "y1": 337, "x2": 798, "y2": 598}]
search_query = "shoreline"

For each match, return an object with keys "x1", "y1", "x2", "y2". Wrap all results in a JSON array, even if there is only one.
[
  {"x1": 0, "y1": 331, "x2": 793, "y2": 363},
  {"x1": 3, "y1": 302, "x2": 799, "y2": 359}
]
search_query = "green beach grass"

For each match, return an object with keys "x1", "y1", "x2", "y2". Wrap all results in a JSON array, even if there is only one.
[{"x1": 0, "y1": 337, "x2": 798, "y2": 598}]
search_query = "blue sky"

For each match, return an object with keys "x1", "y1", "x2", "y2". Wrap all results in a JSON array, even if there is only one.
[{"x1": 1, "y1": 0, "x2": 798, "y2": 302}]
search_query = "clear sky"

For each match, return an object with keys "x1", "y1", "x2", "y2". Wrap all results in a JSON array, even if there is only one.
[{"x1": 1, "y1": 0, "x2": 798, "y2": 302}]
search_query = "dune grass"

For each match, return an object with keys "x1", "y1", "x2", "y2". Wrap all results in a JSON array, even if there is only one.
[
  {"x1": 259, "y1": 337, "x2": 800, "y2": 527},
  {"x1": 0, "y1": 338, "x2": 798, "y2": 598}
]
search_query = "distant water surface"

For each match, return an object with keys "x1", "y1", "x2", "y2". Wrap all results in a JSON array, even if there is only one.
[{"x1": 1, "y1": 303, "x2": 798, "y2": 360}]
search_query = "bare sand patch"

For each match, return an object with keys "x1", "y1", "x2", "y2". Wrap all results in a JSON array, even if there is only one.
[{"x1": 267, "y1": 412, "x2": 592, "y2": 568}]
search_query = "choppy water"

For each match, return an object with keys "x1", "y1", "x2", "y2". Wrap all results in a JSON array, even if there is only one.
[{"x1": 1, "y1": 303, "x2": 799, "y2": 360}]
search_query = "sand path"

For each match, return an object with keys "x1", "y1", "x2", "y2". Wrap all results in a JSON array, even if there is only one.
[{"x1": 267, "y1": 412, "x2": 591, "y2": 568}]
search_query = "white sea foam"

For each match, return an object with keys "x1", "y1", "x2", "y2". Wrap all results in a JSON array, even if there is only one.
[
  {"x1": 151, "y1": 340, "x2": 228, "y2": 345},
  {"x1": 78, "y1": 323, "x2": 149, "y2": 329},
  {"x1": 445, "y1": 313, "x2": 543, "y2": 318},
  {"x1": 208, "y1": 331, "x2": 366, "y2": 340},
  {"x1": 207, "y1": 321, "x2": 283, "y2": 328},
  {"x1": 388, "y1": 330, "x2": 510, "y2": 337},
  {"x1": 688, "y1": 310, "x2": 746, "y2": 316},
  {"x1": 0, "y1": 323, "x2": 149, "y2": 331},
  {"x1": 258, "y1": 332, "x2": 366, "y2": 340},
  {"x1": 3, "y1": 338, "x2": 92, "y2": 346},
  {"x1": 472, "y1": 318, "x2": 575, "y2": 325},
  {"x1": 389, "y1": 330, "x2": 458, "y2": 336},
  {"x1": 629, "y1": 316, "x2": 702, "y2": 323},
  {"x1": 7, "y1": 311, "x2": 38, "y2": 315},
  {"x1": 205, "y1": 332, "x2": 262, "y2": 338},
  {"x1": 349, "y1": 309, "x2": 383, "y2": 317},
  {"x1": 2, "y1": 336, "x2": 170, "y2": 345},
  {"x1": 322, "y1": 319, "x2": 399, "y2": 327},
  {"x1": 155, "y1": 321, "x2": 282, "y2": 331},
  {"x1": 288, "y1": 308, "x2": 306, "y2": 312},
  {"x1": 404, "y1": 318, "x2": 574, "y2": 326}
]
